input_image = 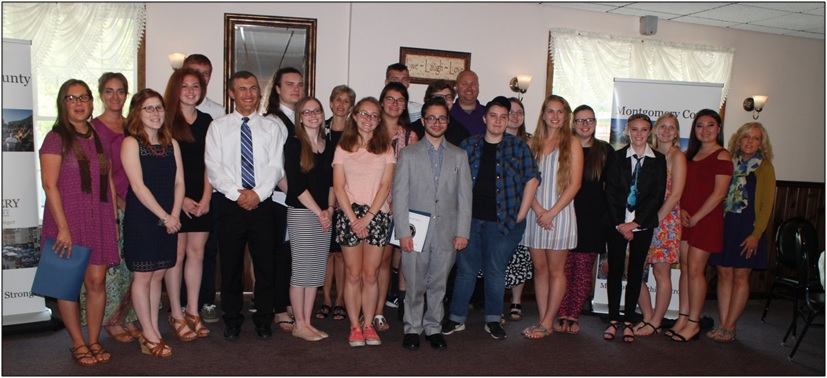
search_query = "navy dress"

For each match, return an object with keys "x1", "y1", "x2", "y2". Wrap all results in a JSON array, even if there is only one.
[
  {"x1": 710, "y1": 172, "x2": 768, "y2": 269},
  {"x1": 123, "y1": 143, "x2": 177, "y2": 272}
]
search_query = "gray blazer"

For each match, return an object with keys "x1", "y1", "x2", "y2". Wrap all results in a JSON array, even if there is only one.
[{"x1": 392, "y1": 139, "x2": 472, "y2": 252}]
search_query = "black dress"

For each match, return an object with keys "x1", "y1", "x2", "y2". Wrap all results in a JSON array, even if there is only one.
[
  {"x1": 178, "y1": 110, "x2": 213, "y2": 232},
  {"x1": 124, "y1": 143, "x2": 177, "y2": 272},
  {"x1": 571, "y1": 140, "x2": 614, "y2": 253}
]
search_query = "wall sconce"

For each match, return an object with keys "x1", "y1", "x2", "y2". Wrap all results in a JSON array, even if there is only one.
[
  {"x1": 509, "y1": 75, "x2": 532, "y2": 101},
  {"x1": 743, "y1": 95, "x2": 767, "y2": 120},
  {"x1": 168, "y1": 53, "x2": 186, "y2": 70}
]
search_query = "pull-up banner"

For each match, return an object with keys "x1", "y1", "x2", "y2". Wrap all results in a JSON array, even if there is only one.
[{"x1": 3, "y1": 38, "x2": 51, "y2": 325}]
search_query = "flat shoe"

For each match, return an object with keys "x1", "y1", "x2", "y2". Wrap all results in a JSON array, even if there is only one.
[
  {"x1": 69, "y1": 345, "x2": 97, "y2": 366},
  {"x1": 566, "y1": 320, "x2": 580, "y2": 335},
  {"x1": 277, "y1": 319, "x2": 295, "y2": 332},
  {"x1": 292, "y1": 328, "x2": 322, "y2": 341},
  {"x1": 509, "y1": 303, "x2": 522, "y2": 321},
  {"x1": 633, "y1": 321, "x2": 661, "y2": 336},
  {"x1": 373, "y1": 315, "x2": 389, "y2": 331},
  {"x1": 315, "y1": 304, "x2": 332, "y2": 319},
  {"x1": 332, "y1": 305, "x2": 347, "y2": 321},
  {"x1": 551, "y1": 318, "x2": 569, "y2": 333},
  {"x1": 523, "y1": 324, "x2": 550, "y2": 339}
]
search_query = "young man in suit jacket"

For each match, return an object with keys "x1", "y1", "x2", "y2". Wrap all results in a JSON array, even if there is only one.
[{"x1": 392, "y1": 97, "x2": 472, "y2": 351}]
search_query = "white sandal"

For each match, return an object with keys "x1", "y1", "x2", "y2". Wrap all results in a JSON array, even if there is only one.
[{"x1": 373, "y1": 315, "x2": 389, "y2": 331}]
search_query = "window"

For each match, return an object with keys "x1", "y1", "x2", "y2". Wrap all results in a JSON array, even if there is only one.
[
  {"x1": 3, "y1": 3, "x2": 145, "y2": 219},
  {"x1": 548, "y1": 28, "x2": 734, "y2": 142}
]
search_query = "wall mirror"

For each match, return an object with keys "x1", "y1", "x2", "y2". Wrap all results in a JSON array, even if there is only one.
[{"x1": 224, "y1": 13, "x2": 317, "y2": 113}]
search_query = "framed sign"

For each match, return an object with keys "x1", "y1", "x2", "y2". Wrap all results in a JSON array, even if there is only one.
[{"x1": 399, "y1": 47, "x2": 471, "y2": 85}]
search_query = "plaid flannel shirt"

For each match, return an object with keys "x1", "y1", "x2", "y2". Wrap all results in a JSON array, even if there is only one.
[{"x1": 460, "y1": 133, "x2": 540, "y2": 235}]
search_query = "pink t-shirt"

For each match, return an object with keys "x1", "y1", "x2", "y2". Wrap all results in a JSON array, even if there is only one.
[{"x1": 332, "y1": 146, "x2": 395, "y2": 213}]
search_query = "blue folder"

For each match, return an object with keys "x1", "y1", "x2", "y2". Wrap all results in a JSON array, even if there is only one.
[{"x1": 31, "y1": 238, "x2": 92, "y2": 301}]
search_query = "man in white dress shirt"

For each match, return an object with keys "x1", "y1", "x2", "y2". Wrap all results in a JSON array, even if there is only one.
[{"x1": 205, "y1": 71, "x2": 287, "y2": 341}]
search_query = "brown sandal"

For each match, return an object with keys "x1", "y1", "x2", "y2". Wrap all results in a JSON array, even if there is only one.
[
  {"x1": 185, "y1": 311, "x2": 210, "y2": 337},
  {"x1": 138, "y1": 336, "x2": 172, "y2": 358},
  {"x1": 69, "y1": 345, "x2": 97, "y2": 366},
  {"x1": 105, "y1": 325, "x2": 134, "y2": 343},
  {"x1": 87, "y1": 342, "x2": 111, "y2": 363},
  {"x1": 168, "y1": 315, "x2": 197, "y2": 342}
]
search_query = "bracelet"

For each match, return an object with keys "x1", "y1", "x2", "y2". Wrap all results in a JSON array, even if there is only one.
[
  {"x1": 157, "y1": 214, "x2": 168, "y2": 227},
  {"x1": 366, "y1": 210, "x2": 376, "y2": 217}
]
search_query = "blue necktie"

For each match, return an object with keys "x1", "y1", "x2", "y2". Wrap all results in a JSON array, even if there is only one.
[
  {"x1": 240, "y1": 117, "x2": 255, "y2": 190},
  {"x1": 626, "y1": 154, "x2": 642, "y2": 211}
]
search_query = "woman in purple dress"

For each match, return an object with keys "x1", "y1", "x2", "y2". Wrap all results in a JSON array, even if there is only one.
[{"x1": 40, "y1": 79, "x2": 119, "y2": 366}]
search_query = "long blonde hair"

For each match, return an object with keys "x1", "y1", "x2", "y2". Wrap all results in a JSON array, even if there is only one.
[
  {"x1": 529, "y1": 95, "x2": 573, "y2": 194},
  {"x1": 652, "y1": 113, "x2": 680, "y2": 149}
]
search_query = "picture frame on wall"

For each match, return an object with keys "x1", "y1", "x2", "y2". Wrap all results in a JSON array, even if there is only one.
[{"x1": 399, "y1": 47, "x2": 471, "y2": 85}]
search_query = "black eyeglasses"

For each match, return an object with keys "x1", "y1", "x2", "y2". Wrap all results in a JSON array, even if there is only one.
[{"x1": 64, "y1": 95, "x2": 92, "y2": 104}]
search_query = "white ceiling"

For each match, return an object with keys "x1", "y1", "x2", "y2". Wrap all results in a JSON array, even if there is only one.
[{"x1": 547, "y1": 2, "x2": 825, "y2": 39}]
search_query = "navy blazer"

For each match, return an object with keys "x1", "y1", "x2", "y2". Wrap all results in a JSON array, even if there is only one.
[{"x1": 604, "y1": 145, "x2": 667, "y2": 230}]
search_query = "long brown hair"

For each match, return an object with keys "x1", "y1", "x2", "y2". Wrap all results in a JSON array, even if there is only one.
[
  {"x1": 530, "y1": 95, "x2": 574, "y2": 194},
  {"x1": 164, "y1": 68, "x2": 206, "y2": 143},
  {"x1": 53, "y1": 79, "x2": 94, "y2": 156},
  {"x1": 508, "y1": 97, "x2": 529, "y2": 141},
  {"x1": 572, "y1": 104, "x2": 607, "y2": 182},
  {"x1": 338, "y1": 97, "x2": 390, "y2": 155},
  {"x1": 125, "y1": 89, "x2": 173, "y2": 148},
  {"x1": 293, "y1": 97, "x2": 326, "y2": 172},
  {"x1": 685, "y1": 108, "x2": 723, "y2": 160}
]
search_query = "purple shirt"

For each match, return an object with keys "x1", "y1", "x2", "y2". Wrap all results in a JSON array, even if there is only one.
[
  {"x1": 449, "y1": 99, "x2": 486, "y2": 136},
  {"x1": 92, "y1": 118, "x2": 128, "y2": 199}
]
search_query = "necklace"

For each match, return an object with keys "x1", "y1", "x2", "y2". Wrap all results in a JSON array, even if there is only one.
[
  {"x1": 147, "y1": 144, "x2": 167, "y2": 157},
  {"x1": 74, "y1": 126, "x2": 93, "y2": 139}
]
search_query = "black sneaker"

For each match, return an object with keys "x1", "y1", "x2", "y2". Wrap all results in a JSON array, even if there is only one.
[
  {"x1": 485, "y1": 322, "x2": 507, "y2": 339},
  {"x1": 441, "y1": 320, "x2": 465, "y2": 335},
  {"x1": 385, "y1": 296, "x2": 399, "y2": 308},
  {"x1": 248, "y1": 298, "x2": 257, "y2": 313}
]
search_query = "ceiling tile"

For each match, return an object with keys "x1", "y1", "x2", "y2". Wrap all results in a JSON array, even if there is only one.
[
  {"x1": 728, "y1": 23, "x2": 790, "y2": 34},
  {"x1": 750, "y1": 2, "x2": 824, "y2": 13},
  {"x1": 692, "y1": 4, "x2": 788, "y2": 22},
  {"x1": 803, "y1": 7, "x2": 824, "y2": 16},
  {"x1": 608, "y1": 7, "x2": 684, "y2": 19},
  {"x1": 623, "y1": 2, "x2": 729, "y2": 15},
  {"x1": 547, "y1": 3, "x2": 618, "y2": 13},
  {"x1": 751, "y1": 13, "x2": 824, "y2": 30},
  {"x1": 671, "y1": 16, "x2": 740, "y2": 28},
  {"x1": 783, "y1": 30, "x2": 824, "y2": 39},
  {"x1": 805, "y1": 27, "x2": 825, "y2": 34}
]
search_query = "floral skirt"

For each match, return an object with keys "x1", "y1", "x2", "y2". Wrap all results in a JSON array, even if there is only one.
[{"x1": 334, "y1": 203, "x2": 391, "y2": 248}]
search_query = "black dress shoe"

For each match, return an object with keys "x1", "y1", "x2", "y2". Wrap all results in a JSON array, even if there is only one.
[
  {"x1": 426, "y1": 333, "x2": 448, "y2": 350},
  {"x1": 255, "y1": 325, "x2": 273, "y2": 340},
  {"x1": 224, "y1": 326, "x2": 241, "y2": 341},
  {"x1": 402, "y1": 333, "x2": 420, "y2": 350}
]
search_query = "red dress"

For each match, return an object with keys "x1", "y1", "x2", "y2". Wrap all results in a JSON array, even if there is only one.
[{"x1": 680, "y1": 148, "x2": 733, "y2": 253}]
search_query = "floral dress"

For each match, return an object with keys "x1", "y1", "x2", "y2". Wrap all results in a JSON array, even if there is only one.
[{"x1": 647, "y1": 170, "x2": 680, "y2": 264}]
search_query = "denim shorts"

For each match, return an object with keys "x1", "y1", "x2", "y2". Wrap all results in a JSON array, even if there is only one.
[{"x1": 334, "y1": 203, "x2": 391, "y2": 248}]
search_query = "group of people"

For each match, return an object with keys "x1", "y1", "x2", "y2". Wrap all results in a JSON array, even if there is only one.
[{"x1": 40, "y1": 55, "x2": 776, "y2": 364}]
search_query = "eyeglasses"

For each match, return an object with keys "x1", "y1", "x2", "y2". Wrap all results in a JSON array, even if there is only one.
[
  {"x1": 64, "y1": 95, "x2": 91, "y2": 104},
  {"x1": 357, "y1": 111, "x2": 381, "y2": 121},
  {"x1": 509, "y1": 110, "x2": 525, "y2": 117},
  {"x1": 384, "y1": 96, "x2": 406, "y2": 105},
  {"x1": 574, "y1": 118, "x2": 596, "y2": 125},
  {"x1": 424, "y1": 116, "x2": 449, "y2": 124},
  {"x1": 141, "y1": 105, "x2": 165, "y2": 113},
  {"x1": 301, "y1": 109, "x2": 323, "y2": 116}
]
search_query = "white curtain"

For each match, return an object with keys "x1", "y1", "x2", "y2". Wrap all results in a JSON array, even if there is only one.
[
  {"x1": 3, "y1": 3, "x2": 145, "y2": 220},
  {"x1": 549, "y1": 28, "x2": 734, "y2": 140}
]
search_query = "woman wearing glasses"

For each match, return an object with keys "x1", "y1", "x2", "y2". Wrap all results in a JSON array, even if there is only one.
[
  {"x1": 163, "y1": 68, "x2": 214, "y2": 341},
  {"x1": 504, "y1": 97, "x2": 533, "y2": 321},
  {"x1": 40, "y1": 79, "x2": 119, "y2": 365},
  {"x1": 555, "y1": 104, "x2": 614, "y2": 335},
  {"x1": 122, "y1": 89, "x2": 184, "y2": 357},
  {"x1": 374, "y1": 82, "x2": 419, "y2": 331},
  {"x1": 286, "y1": 97, "x2": 335, "y2": 341},
  {"x1": 669, "y1": 109, "x2": 732, "y2": 342},
  {"x1": 603, "y1": 114, "x2": 666, "y2": 343},
  {"x1": 523, "y1": 95, "x2": 583, "y2": 339},
  {"x1": 707, "y1": 122, "x2": 774, "y2": 342},
  {"x1": 333, "y1": 97, "x2": 395, "y2": 347}
]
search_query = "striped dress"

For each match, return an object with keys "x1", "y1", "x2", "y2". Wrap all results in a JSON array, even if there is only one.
[{"x1": 522, "y1": 149, "x2": 578, "y2": 249}]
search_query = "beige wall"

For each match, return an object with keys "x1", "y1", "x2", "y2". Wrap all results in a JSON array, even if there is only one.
[{"x1": 145, "y1": 3, "x2": 824, "y2": 182}]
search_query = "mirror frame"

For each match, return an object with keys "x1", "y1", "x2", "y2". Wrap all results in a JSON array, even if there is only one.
[{"x1": 223, "y1": 13, "x2": 317, "y2": 113}]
